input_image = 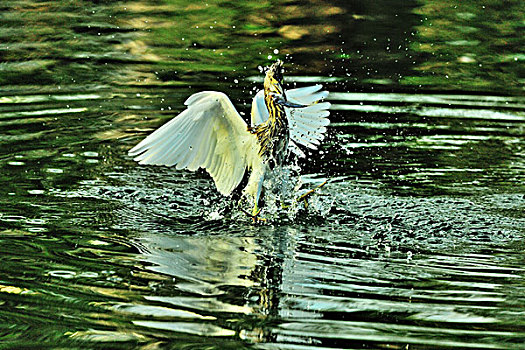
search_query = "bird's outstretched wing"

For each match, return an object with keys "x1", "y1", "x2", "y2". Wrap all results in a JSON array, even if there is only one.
[
  {"x1": 251, "y1": 90, "x2": 269, "y2": 127},
  {"x1": 129, "y1": 91, "x2": 259, "y2": 196},
  {"x1": 251, "y1": 84, "x2": 330, "y2": 158}
]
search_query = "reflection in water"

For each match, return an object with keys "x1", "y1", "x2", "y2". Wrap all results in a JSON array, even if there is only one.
[{"x1": 0, "y1": 0, "x2": 524, "y2": 349}]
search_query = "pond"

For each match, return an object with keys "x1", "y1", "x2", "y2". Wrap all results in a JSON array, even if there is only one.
[{"x1": 1, "y1": 0, "x2": 524, "y2": 349}]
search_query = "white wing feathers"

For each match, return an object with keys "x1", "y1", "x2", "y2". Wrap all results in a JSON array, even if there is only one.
[
  {"x1": 286, "y1": 85, "x2": 330, "y2": 156},
  {"x1": 286, "y1": 84, "x2": 329, "y2": 105},
  {"x1": 250, "y1": 84, "x2": 330, "y2": 157},
  {"x1": 250, "y1": 90, "x2": 268, "y2": 127},
  {"x1": 129, "y1": 85, "x2": 329, "y2": 196},
  {"x1": 129, "y1": 91, "x2": 258, "y2": 196}
]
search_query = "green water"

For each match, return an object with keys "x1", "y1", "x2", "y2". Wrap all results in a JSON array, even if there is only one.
[{"x1": 1, "y1": 0, "x2": 524, "y2": 349}]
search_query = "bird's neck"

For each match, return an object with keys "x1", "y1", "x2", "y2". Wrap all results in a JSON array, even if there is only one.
[
  {"x1": 264, "y1": 90, "x2": 286, "y2": 127},
  {"x1": 248, "y1": 88, "x2": 289, "y2": 164}
]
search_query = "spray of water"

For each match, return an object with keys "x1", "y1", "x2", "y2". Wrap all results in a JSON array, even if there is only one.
[
  {"x1": 204, "y1": 164, "x2": 332, "y2": 223},
  {"x1": 260, "y1": 165, "x2": 333, "y2": 221}
]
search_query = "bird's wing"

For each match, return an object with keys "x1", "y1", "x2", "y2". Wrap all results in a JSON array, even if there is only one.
[
  {"x1": 286, "y1": 85, "x2": 330, "y2": 155},
  {"x1": 250, "y1": 85, "x2": 330, "y2": 157},
  {"x1": 129, "y1": 91, "x2": 259, "y2": 196},
  {"x1": 286, "y1": 84, "x2": 329, "y2": 105},
  {"x1": 250, "y1": 90, "x2": 267, "y2": 126}
]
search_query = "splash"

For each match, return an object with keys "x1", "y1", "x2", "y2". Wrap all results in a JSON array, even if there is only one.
[
  {"x1": 259, "y1": 165, "x2": 333, "y2": 222},
  {"x1": 203, "y1": 165, "x2": 332, "y2": 223}
]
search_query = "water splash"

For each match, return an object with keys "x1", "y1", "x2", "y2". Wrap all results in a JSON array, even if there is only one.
[
  {"x1": 200, "y1": 165, "x2": 333, "y2": 223},
  {"x1": 259, "y1": 165, "x2": 332, "y2": 222}
]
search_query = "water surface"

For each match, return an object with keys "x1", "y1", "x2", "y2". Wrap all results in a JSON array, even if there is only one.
[{"x1": 1, "y1": 0, "x2": 524, "y2": 349}]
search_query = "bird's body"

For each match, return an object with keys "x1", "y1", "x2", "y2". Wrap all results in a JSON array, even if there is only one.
[
  {"x1": 249, "y1": 61, "x2": 291, "y2": 170},
  {"x1": 129, "y1": 61, "x2": 330, "y2": 218},
  {"x1": 250, "y1": 94, "x2": 289, "y2": 164}
]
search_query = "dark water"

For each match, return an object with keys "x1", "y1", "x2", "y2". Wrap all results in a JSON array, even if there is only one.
[{"x1": 1, "y1": 1, "x2": 524, "y2": 349}]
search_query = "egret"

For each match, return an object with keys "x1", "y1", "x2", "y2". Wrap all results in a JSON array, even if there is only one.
[{"x1": 128, "y1": 60, "x2": 330, "y2": 220}]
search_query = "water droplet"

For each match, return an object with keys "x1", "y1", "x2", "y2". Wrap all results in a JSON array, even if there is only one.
[{"x1": 273, "y1": 49, "x2": 279, "y2": 54}]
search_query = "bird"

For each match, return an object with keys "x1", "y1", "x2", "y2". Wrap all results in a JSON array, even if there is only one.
[{"x1": 128, "y1": 60, "x2": 330, "y2": 220}]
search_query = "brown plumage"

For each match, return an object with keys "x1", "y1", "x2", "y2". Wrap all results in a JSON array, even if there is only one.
[{"x1": 249, "y1": 60, "x2": 289, "y2": 166}]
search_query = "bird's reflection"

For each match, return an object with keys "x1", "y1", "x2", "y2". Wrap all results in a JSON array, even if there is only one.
[{"x1": 134, "y1": 227, "x2": 304, "y2": 342}]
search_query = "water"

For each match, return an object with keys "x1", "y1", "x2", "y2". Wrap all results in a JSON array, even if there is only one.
[{"x1": 1, "y1": 0, "x2": 524, "y2": 349}]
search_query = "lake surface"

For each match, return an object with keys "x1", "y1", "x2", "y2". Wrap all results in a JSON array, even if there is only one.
[{"x1": 1, "y1": 0, "x2": 524, "y2": 349}]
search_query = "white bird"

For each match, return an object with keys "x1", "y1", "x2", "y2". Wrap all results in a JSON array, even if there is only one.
[{"x1": 128, "y1": 61, "x2": 330, "y2": 219}]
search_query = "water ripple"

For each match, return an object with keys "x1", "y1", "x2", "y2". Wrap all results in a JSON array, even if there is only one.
[{"x1": 0, "y1": 0, "x2": 523, "y2": 348}]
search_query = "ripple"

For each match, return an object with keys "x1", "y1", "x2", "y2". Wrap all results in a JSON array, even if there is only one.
[
  {"x1": 81, "y1": 151, "x2": 99, "y2": 157},
  {"x1": 274, "y1": 320, "x2": 523, "y2": 349},
  {"x1": 0, "y1": 215, "x2": 26, "y2": 222},
  {"x1": 146, "y1": 296, "x2": 253, "y2": 314},
  {"x1": 0, "y1": 0, "x2": 523, "y2": 348},
  {"x1": 67, "y1": 330, "x2": 148, "y2": 343},
  {"x1": 110, "y1": 303, "x2": 216, "y2": 319},
  {"x1": 0, "y1": 93, "x2": 107, "y2": 105},
  {"x1": 329, "y1": 92, "x2": 525, "y2": 109},
  {"x1": 0, "y1": 107, "x2": 88, "y2": 119},
  {"x1": 27, "y1": 189, "x2": 45, "y2": 195},
  {"x1": 46, "y1": 168, "x2": 64, "y2": 174},
  {"x1": 331, "y1": 104, "x2": 525, "y2": 122},
  {"x1": 132, "y1": 320, "x2": 236, "y2": 337},
  {"x1": 26, "y1": 227, "x2": 48, "y2": 233},
  {"x1": 48, "y1": 270, "x2": 77, "y2": 279},
  {"x1": 24, "y1": 218, "x2": 47, "y2": 225},
  {"x1": 408, "y1": 311, "x2": 499, "y2": 323}
]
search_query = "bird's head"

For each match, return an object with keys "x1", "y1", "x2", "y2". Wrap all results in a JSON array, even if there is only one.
[{"x1": 264, "y1": 60, "x2": 284, "y2": 95}]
